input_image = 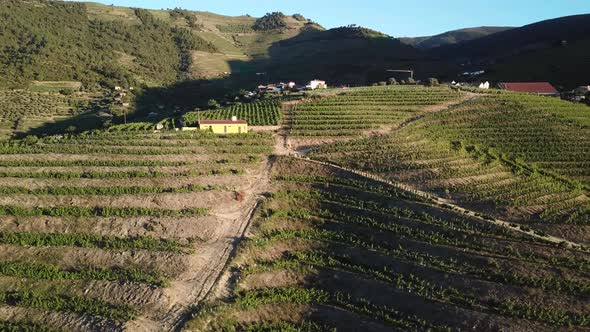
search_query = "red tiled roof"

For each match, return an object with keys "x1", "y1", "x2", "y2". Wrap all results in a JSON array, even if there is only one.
[
  {"x1": 199, "y1": 120, "x2": 247, "y2": 125},
  {"x1": 499, "y1": 82, "x2": 558, "y2": 94}
]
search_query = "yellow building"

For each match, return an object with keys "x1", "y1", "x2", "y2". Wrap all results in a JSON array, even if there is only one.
[{"x1": 198, "y1": 118, "x2": 248, "y2": 134}]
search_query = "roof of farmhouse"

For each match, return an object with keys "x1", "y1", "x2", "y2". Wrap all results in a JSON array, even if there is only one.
[
  {"x1": 199, "y1": 120, "x2": 248, "y2": 125},
  {"x1": 499, "y1": 82, "x2": 558, "y2": 94}
]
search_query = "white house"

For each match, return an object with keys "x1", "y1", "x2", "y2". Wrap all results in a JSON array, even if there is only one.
[
  {"x1": 307, "y1": 80, "x2": 327, "y2": 90},
  {"x1": 478, "y1": 81, "x2": 490, "y2": 89}
]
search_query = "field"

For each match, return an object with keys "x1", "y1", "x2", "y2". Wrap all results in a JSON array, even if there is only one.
[
  {"x1": 0, "y1": 129, "x2": 273, "y2": 331},
  {"x1": 190, "y1": 51, "x2": 251, "y2": 78},
  {"x1": 28, "y1": 81, "x2": 83, "y2": 94},
  {"x1": 185, "y1": 157, "x2": 590, "y2": 331}
]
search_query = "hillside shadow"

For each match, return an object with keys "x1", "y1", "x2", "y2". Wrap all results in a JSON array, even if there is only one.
[
  {"x1": 222, "y1": 27, "x2": 459, "y2": 85},
  {"x1": 20, "y1": 28, "x2": 459, "y2": 138},
  {"x1": 130, "y1": 28, "x2": 459, "y2": 117}
]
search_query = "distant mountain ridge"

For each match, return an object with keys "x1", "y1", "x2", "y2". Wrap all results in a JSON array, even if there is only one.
[
  {"x1": 429, "y1": 14, "x2": 590, "y2": 87},
  {"x1": 431, "y1": 14, "x2": 590, "y2": 58},
  {"x1": 400, "y1": 26, "x2": 513, "y2": 49}
]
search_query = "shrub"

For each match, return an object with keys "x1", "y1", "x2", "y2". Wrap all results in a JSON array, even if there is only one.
[
  {"x1": 424, "y1": 78, "x2": 440, "y2": 87},
  {"x1": 207, "y1": 99, "x2": 221, "y2": 109}
]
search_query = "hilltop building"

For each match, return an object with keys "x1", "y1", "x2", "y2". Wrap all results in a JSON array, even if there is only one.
[
  {"x1": 498, "y1": 82, "x2": 559, "y2": 96},
  {"x1": 198, "y1": 117, "x2": 248, "y2": 134}
]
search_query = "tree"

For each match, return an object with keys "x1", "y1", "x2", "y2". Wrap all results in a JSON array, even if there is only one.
[
  {"x1": 292, "y1": 14, "x2": 306, "y2": 21},
  {"x1": 406, "y1": 77, "x2": 416, "y2": 85},
  {"x1": 387, "y1": 77, "x2": 398, "y2": 85},
  {"x1": 253, "y1": 12, "x2": 287, "y2": 31},
  {"x1": 207, "y1": 99, "x2": 220, "y2": 109}
]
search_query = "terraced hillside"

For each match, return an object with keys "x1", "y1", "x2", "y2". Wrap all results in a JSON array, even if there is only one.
[
  {"x1": 0, "y1": 130, "x2": 273, "y2": 331},
  {"x1": 285, "y1": 85, "x2": 466, "y2": 151},
  {"x1": 310, "y1": 90, "x2": 590, "y2": 243},
  {"x1": 1, "y1": 84, "x2": 588, "y2": 331},
  {"x1": 185, "y1": 157, "x2": 590, "y2": 331},
  {"x1": 182, "y1": 100, "x2": 282, "y2": 126}
]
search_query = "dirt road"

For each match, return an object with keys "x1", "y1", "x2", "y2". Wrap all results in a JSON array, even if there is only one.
[{"x1": 126, "y1": 159, "x2": 274, "y2": 332}]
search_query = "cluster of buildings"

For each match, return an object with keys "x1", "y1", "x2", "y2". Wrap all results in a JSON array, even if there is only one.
[
  {"x1": 454, "y1": 80, "x2": 590, "y2": 104},
  {"x1": 257, "y1": 80, "x2": 327, "y2": 93},
  {"x1": 113, "y1": 86, "x2": 133, "y2": 108}
]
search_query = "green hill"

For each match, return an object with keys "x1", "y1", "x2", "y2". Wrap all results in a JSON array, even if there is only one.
[
  {"x1": 0, "y1": 1, "x2": 428, "y2": 90},
  {"x1": 400, "y1": 26, "x2": 512, "y2": 49}
]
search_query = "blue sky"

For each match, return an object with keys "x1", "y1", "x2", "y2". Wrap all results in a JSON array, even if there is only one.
[{"x1": 81, "y1": 0, "x2": 589, "y2": 37}]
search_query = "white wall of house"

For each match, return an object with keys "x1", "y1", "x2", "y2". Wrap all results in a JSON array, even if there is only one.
[{"x1": 307, "y1": 80, "x2": 327, "y2": 90}]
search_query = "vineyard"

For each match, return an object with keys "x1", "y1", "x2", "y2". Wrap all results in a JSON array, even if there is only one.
[
  {"x1": 182, "y1": 100, "x2": 282, "y2": 126},
  {"x1": 0, "y1": 90, "x2": 83, "y2": 139},
  {"x1": 0, "y1": 129, "x2": 273, "y2": 331},
  {"x1": 185, "y1": 157, "x2": 590, "y2": 331},
  {"x1": 1, "y1": 83, "x2": 589, "y2": 331},
  {"x1": 310, "y1": 92, "x2": 590, "y2": 243},
  {"x1": 290, "y1": 85, "x2": 464, "y2": 137}
]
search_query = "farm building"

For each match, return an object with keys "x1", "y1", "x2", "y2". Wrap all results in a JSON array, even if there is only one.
[
  {"x1": 386, "y1": 70, "x2": 414, "y2": 82},
  {"x1": 198, "y1": 117, "x2": 248, "y2": 134},
  {"x1": 498, "y1": 82, "x2": 559, "y2": 96}
]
